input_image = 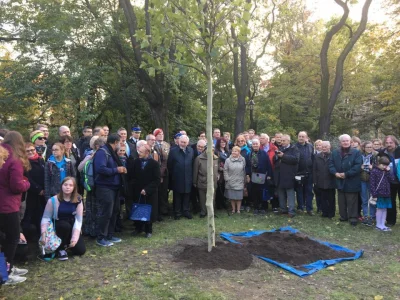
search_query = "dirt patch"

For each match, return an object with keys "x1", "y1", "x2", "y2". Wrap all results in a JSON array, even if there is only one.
[
  {"x1": 174, "y1": 241, "x2": 253, "y2": 270},
  {"x1": 234, "y1": 231, "x2": 355, "y2": 268}
]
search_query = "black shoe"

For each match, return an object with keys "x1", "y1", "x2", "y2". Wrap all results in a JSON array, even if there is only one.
[
  {"x1": 273, "y1": 208, "x2": 279, "y2": 214},
  {"x1": 199, "y1": 214, "x2": 206, "y2": 218},
  {"x1": 131, "y1": 231, "x2": 142, "y2": 236},
  {"x1": 350, "y1": 222, "x2": 357, "y2": 227},
  {"x1": 157, "y1": 216, "x2": 164, "y2": 222},
  {"x1": 174, "y1": 216, "x2": 181, "y2": 220},
  {"x1": 145, "y1": 233, "x2": 152, "y2": 238},
  {"x1": 307, "y1": 211, "x2": 314, "y2": 216},
  {"x1": 339, "y1": 218, "x2": 348, "y2": 222},
  {"x1": 183, "y1": 213, "x2": 193, "y2": 219}
]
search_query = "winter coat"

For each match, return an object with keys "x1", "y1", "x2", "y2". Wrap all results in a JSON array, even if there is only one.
[
  {"x1": 378, "y1": 147, "x2": 400, "y2": 184},
  {"x1": 273, "y1": 144, "x2": 300, "y2": 189},
  {"x1": 329, "y1": 147, "x2": 362, "y2": 192},
  {"x1": 26, "y1": 157, "x2": 46, "y2": 207},
  {"x1": 313, "y1": 152, "x2": 335, "y2": 189},
  {"x1": 223, "y1": 155, "x2": 246, "y2": 190},
  {"x1": 0, "y1": 144, "x2": 30, "y2": 213},
  {"x1": 245, "y1": 150, "x2": 273, "y2": 184},
  {"x1": 295, "y1": 142, "x2": 314, "y2": 174},
  {"x1": 44, "y1": 155, "x2": 76, "y2": 200},
  {"x1": 370, "y1": 166, "x2": 395, "y2": 198},
  {"x1": 167, "y1": 146, "x2": 194, "y2": 193},
  {"x1": 93, "y1": 146, "x2": 121, "y2": 190},
  {"x1": 193, "y1": 151, "x2": 219, "y2": 190}
]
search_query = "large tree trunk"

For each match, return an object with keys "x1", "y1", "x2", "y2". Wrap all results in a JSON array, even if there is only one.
[
  {"x1": 319, "y1": 0, "x2": 372, "y2": 137},
  {"x1": 205, "y1": 62, "x2": 215, "y2": 253}
]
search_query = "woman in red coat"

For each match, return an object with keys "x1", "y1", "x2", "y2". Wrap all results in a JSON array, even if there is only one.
[{"x1": 0, "y1": 131, "x2": 31, "y2": 285}]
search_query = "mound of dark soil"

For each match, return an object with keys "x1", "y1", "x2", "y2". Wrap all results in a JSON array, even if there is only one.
[
  {"x1": 234, "y1": 231, "x2": 354, "y2": 267},
  {"x1": 174, "y1": 241, "x2": 253, "y2": 270}
]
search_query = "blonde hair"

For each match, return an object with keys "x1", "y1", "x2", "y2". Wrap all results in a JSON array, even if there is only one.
[
  {"x1": 232, "y1": 146, "x2": 241, "y2": 153},
  {"x1": 0, "y1": 145, "x2": 9, "y2": 167}
]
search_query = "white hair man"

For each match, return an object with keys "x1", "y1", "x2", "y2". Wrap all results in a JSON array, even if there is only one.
[
  {"x1": 329, "y1": 134, "x2": 362, "y2": 226},
  {"x1": 274, "y1": 134, "x2": 300, "y2": 217},
  {"x1": 167, "y1": 134, "x2": 194, "y2": 220}
]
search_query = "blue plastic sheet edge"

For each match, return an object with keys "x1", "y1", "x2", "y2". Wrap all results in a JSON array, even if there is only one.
[{"x1": 220, "y1": 226, "x2": 364, "y2": 277}]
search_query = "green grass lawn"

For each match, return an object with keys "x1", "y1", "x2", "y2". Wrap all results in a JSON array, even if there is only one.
[{"x1": 2, "y1": 210, "x2": 400, "y2": 300}]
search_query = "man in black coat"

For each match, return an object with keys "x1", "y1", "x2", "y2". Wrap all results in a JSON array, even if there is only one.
[
  {"x1": 167, "y1": 134, "x2": 194, "y2": 219},
  {"x1": 274, "y1": 134, "x2": 300, "y2": 217},
  {"x1": 295, "y1": 131, "x2": 314, "y2": 215},
  {"x1": 190, "y1": 139, "x2": 207, "y2": 214},
  {"x1": 129, "y1": 144, "x2": 160, "y2": 238}
]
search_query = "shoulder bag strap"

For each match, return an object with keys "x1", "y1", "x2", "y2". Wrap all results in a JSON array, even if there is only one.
[
  {"x1": 51, "y1": 196, "x2": 57, "y2": 232},
  {"x1": 374, "y1": 173, "x2": 385, "y2": 194}
]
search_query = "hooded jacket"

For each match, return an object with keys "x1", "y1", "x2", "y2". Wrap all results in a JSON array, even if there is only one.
[{"x1": 44, "y1": 155, "x2": 76, "y2": 200}]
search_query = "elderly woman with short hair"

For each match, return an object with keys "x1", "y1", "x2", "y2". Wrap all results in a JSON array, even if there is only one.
[
  {"x1": 329, "y1": 134, "x2": 362, "y2": 226},
  {"x1": 313, "y1": 141, "x2": 336, "y2": 218}
]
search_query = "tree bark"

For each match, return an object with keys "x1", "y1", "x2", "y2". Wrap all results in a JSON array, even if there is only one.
[
  {"x1": 319, "y1": 0, "x2": 372, "y2": 137},
  {"x1": 206, "y1": 61, "x2": 215, "y2": 253}
]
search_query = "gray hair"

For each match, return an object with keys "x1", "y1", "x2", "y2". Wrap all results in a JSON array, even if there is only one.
[
  {"x1": 282, "y1": 134, "x2": 291, "y2": 141},
  {"x1": 251, "y1": 138, "x2": 260, "y2": 144},
  {"x1": 197, "y1": 139, "x2": 206, "y2": 147},
  {"x1": 59, "y1": 125, "x2": 70, "y2": 134},
  {"x1": 180, "y1": 134, "x2": 189, "y2": 142},
  {"x1": 260, "y1": 133, "x2": 269, "y2": 140},
  {"x1": 146, "y1": 134, "x2": 155, "y2": 140},
  {"x1": 339, "y1": 134, "x2": 351, "y2": 142},
  {"x1": 136, "y1": 140, "x2": 147, "y2": 148},
  {"x1": 321, "y1": 141, "x2": 331, "y2": 147}
]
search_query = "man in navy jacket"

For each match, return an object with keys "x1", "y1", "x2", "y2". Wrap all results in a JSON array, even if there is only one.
[{"x1": 94, "y1": 134, "x2": 127, "y2": 247}]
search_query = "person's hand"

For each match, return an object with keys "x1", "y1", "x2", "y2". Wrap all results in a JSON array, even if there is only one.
[
  {"x1": 141, "y1": 189, "x2": 146, "y2": 195},
  {"x1": 117, "y1": 166, "x2": 127, "y2": 174},
  {"x1": 160, "y1": 178, "x2": 164, "y2": 183},
  {"x1": 246, "y1": 175, "x2": 250, "y2": 183},
  {"x1": 335, "y1": 173, "x2": 341, "y2": 178},
  {"x1": 369, "y1": 165, "x2": 373, "y2": 170},
  {"x1": 69, "y1": 240, "x2": 77, "y2": 248},
  {"x1": 277, "y1": 151, "x2": 284, "y2": 158},
  {"x1": 267, "y1": 176, "x2": 271, "y2": 180},
  {"x1": 40, "y1": 233, "x2": 46, "y2": 245},
  {"x1": 39, "y1": 190, "x2": 44, "y2": 196},
  {"x1": 340, "y1": 173, "x2": 346, "y2": 178},
  {"x1": 386, "y1": 166, "x2": 391, "y2": 171},
  {"x1": 20, "y1": 233, "x2": 27, "y2": 243}
]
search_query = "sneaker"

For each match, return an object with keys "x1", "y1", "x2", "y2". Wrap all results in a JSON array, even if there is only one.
[
  {"x1": 240, "y1": 206, "x2": 244, "y2": 211},
  {"x1": 288, "y1": 213, "x2": 295, "y2": 218},
  {"x1": 273, "y1": 208, "x2": 279, "y2": 214},
  {"x1": 350, "y1": 222, "x2": 357, "y2": 227},
  {"x1": 5, "y1": 274, "x2": 26, "y2": 285},
  {"x1": 96, "y1": 238, "x2": 114, "y2": 247},
  {"x1": 58, "y1": 250, "x2": 68, "y2": 261},
  {"x1": 106, "y1": 237, "x2": 122, "y2": 243},
  {"x1": 11, "y1": 267, "x2": 28, "y2": 276},
  {"x1": 37, "y1": 253, "x2": 55, "y2": 262},
  {"x1": 246, "y1": 206, "x2": 250, "y2": 213},
  {"x1": 145, "y1": 233, "x2": 152, "y2": 238},
  {"x1": 297, "y1": 209, "x2": 304, "y2": 214},
  {"x1": 382, "y1": 227, "x2": 392, "y2": 232},
  {"x1": 183, "y1": 213, "x2": 193, "y2": 219},
  {"x1": 307, "y1": 211, "x2": 314, "y2": 216},
  {"x1": 362, "y1": 217, "x2": 373, "y2": 227}
]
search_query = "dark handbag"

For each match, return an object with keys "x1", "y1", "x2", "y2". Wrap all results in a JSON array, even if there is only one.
[{"x1": 130, "y1": 195, "x2": 152, "y2": 222}]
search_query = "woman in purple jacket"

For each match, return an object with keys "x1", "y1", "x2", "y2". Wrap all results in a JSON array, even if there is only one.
[{"x1": 0, "y1": 131, "x2": 31, "y2": 285}]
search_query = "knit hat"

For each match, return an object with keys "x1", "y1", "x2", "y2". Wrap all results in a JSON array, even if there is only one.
[
  {"x1": 153, "y1": 128, "x2": 163, "y2": 137},
  {"x1": 30, "y1": 130, "x2": 44, "y2": 143}
]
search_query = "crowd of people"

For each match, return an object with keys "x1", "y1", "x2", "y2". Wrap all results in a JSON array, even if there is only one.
[{"x1": 0, "y1": 124, "x2": 399, "y2": 285}]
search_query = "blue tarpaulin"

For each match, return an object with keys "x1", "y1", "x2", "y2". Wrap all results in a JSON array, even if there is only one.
[{"x1": 220, "y1": 226, "x2": 364, "y2": 277}]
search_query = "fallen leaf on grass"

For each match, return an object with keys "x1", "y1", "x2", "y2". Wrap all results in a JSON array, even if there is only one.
[
  {"x1": 282, "y1": 275, "x2": 290, "y2": 279},
  {"x1": 60, "y1": 298, "x2": 64, "y2": 300},
  {"x1": 327, "y1": 266, "x2": 335, "y2": 271},
  {"x1": 89, "y1": 254, "x2": 97, "y2": 257},
  {"x1": 96, "y1": 297, "x2": 101, "y2": 300},
  {"x1": 113, "y1": 286, "x2": 117, "y2": 289},
  {"x1": 103, "y1": 280, "x2": 109, "y2": 284},
  {"x1": 142, "y1": 250, "x2": 148, "y2": 254},
  {"x1": 374, "y1": 296, "x2": 383, "y2": 300}
]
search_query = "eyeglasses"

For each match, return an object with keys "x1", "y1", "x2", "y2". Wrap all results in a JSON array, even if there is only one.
[
  {"x1": 238, "y1": 140, "x2": 245, "y2": 142},
  {"x1": 37, "y1": 137, "x2": 47, "y2": 141},
  {"x1": 26, "y1": 149, "x2": 36, "y2": 153},
  {"x1": 365, "y1": 146, "x2": 373, "y2": 149},
  {"x1": 52, "y1": 149, "x2": 61, "y2": 152}
]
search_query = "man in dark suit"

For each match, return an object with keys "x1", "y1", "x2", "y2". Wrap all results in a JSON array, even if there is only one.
[
  {"x1": 128, "y1": 126, "x2": 141, "y2": 146},
  {"x1": 117, "y1": 127, "x2": 138, "y2": 160},
  {"x1": 167, "y1": 135, "x2": 194, "y2": 219}
]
